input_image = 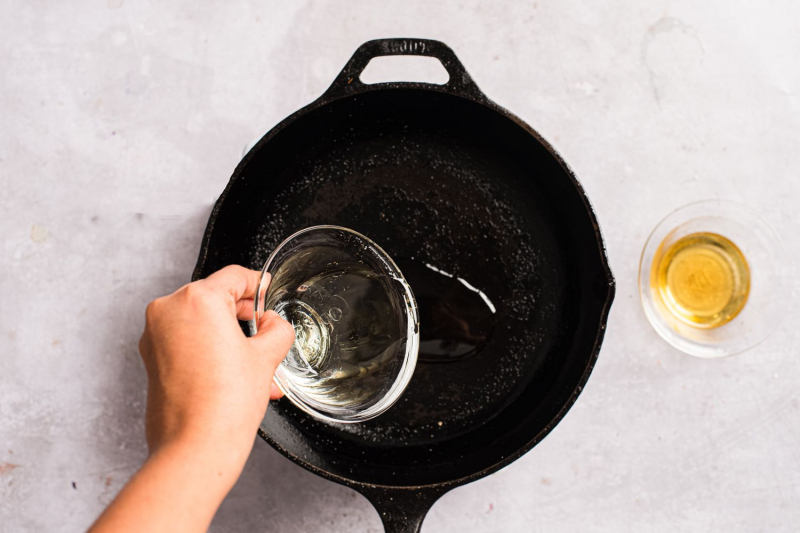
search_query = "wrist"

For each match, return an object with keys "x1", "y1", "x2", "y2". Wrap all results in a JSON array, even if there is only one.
[{"x1": 152, "y1": 429, "x2": 253, "y2": 492}]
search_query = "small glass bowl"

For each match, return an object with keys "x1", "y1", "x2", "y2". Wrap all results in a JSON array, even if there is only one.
[
  {"x1": 639, "y1": 200, "x2": 789, "y2": 358},
  {"x1": 251, "y1": 226, "x2": 420, "y2": 423}
]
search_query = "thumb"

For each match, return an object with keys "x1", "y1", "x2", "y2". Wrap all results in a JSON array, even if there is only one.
[{"x1": 250, "y1": 310, "x2": 295, "y2": 373}]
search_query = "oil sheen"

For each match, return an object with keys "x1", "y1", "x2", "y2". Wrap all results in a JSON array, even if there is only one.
[
  {"x1": 652, "y1": 232, "x2": 750, "y2": 328},
  {"x1": 395, "y1": 259, "x2": 497, "y2": 362}
]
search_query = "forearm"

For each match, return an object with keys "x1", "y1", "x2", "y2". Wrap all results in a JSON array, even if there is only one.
[
  {"x1": 92, "y1": 266, "x2": 292, "y2": 530},
  {"x1": 89, "y1": 435, "x2": 250, "y2": 533}
]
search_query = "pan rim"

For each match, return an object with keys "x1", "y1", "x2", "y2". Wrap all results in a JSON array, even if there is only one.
[{"x1": 195, "y1": 82, "x2": 616, "y2": 491}]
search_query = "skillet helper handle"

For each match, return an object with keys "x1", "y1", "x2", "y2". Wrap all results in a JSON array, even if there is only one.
[
  {"x1": 359, "y1": 485, "x2": 448, "y2": 533},
  {"x1": 323, "y1": 38, "x2": 484, "y2": 100}
]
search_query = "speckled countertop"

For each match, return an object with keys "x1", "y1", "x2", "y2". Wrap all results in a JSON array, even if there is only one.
[{"x1": 2, "y1": 1, "x2": 799, "y2": 531}]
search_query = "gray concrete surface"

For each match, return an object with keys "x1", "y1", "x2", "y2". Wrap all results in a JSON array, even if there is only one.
[{"x1": 2, "y1": 1, "x2": 799, "y2": 531}]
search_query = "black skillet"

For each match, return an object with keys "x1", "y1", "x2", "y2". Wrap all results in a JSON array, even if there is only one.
[{"x1": 193, "y1": 38, "x2": 615, "y2": 532}]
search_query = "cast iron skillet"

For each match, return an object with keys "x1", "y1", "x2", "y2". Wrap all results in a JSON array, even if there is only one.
[{"x1": 193, "y1": 38, "x2": 614, "y2": 532}]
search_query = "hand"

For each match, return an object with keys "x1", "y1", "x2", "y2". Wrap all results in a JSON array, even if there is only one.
[
  {"x1": 139, "y1": 265, "x2": 295, "y2": 467},
  {"x1": 90, "y1": 265, "x2": 294, "y2": 533}
]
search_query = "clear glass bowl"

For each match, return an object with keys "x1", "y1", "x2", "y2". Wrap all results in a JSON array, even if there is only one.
[
  {"x1": 639, "y1": 200, "x2": 789, "y2": 358},
  {"x1": 252, "y1": 226, "x2": 419, "y2": 423}
]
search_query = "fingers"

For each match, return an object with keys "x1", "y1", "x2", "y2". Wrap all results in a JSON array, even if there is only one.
[
  {"x1": 203, "y1": 265, "x2": 267, "y2": 302},
  {"x1": 270, "y1": 382, "x2": 284, "y2": 400},
  {"x1": 249, "y1": 311, "x2": 295, "y2": 373},
  {"x1": 236, "y1": 298, "x2": 255, "y2": 321}
]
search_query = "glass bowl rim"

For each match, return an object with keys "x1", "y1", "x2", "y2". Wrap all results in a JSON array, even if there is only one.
[
  {"x1": 252, "y1": 224, "x2": 420, "y2": 423},
  {"x1": 638, "y1": 199, "x2": 788, "y2": 358}
]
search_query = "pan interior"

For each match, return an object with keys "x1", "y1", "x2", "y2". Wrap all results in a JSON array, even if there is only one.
[{"x1": 197, "y1": 88, "x2": 610, "y2": 486}]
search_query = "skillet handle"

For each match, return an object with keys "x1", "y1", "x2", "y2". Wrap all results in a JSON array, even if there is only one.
[
  {"x1": 358, "y1": 485, "x2": 448, "y2": 533},
  {"x1": 322, "y1": 38, "x2": 485, "y2": 100}
]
